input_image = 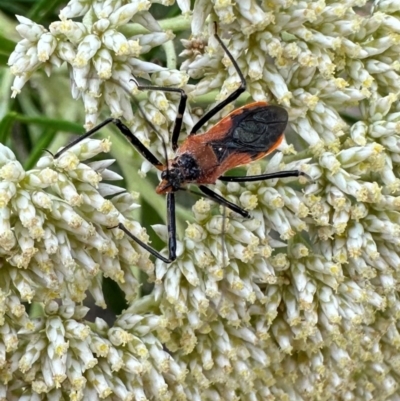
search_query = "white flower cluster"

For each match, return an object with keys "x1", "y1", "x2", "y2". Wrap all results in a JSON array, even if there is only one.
[
  {"x1": 0, "y1": 137, "x2": 153, "y2": 305},
  {"x1": 8, "y1": 0, "x2": 189, "y2": 131},
  {"x1": 0, "y1": 299, "x2": 184, "y2": 400},
  {"x1": 164, "y1": 0, "x2": 400, "y2": 398},
  {"x1": 5, "y1": 0, "x2": 400, "y2": 399}
]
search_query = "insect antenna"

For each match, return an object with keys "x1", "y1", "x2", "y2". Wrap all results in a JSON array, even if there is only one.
[{"x1": 128, "y1": 76, "x2": 171, "y2": 172}]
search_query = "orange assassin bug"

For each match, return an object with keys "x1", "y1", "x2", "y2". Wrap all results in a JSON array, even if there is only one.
[{"x1": 55, "y1": 23, "x2": 306, "y2": 263}]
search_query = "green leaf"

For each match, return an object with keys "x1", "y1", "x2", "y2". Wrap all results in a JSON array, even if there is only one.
[
  {"x1": 0, "y1": 112, "x2": 85, "y2": 167},
  {"x1": 0, "y1": 34, "x2": 17, "y2": 56},
  {"x1": 0, "y1": 53, "x2": 10, "y2": 67},
  {"x1": 23, "y1": 126, "x2": 56, "y2": 170},
  {"x1": 13, "y1": 114, "x2": 85, "y2": 134},
  {"x1": 28, "y1": 0, "x2": 66, "y2": 22},
  {"x1": 0, "y1": 112, "x2": 17, "y2": 143}
]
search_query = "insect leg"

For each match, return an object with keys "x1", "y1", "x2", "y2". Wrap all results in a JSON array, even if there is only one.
[
  {"x1": 190, "y1": 22, "x2": 246, "y2": 135},
  {"x1": 131, "y1": 78, "x2": 187, "y2": 152},
  {"x1": 54, "y1": 118, "x2": 163, "y2": 169},
  {"x1": 198, "y1": 185, "x2": 250, "y2": 218},
  {"x1": 218, "y1": 170, "x2": 309, "y2": 182},
  {"x1": 167, "y1": 192, "x2": 177, "y2": 260},
  {"x1": 113, "y1": 193, "x2": 176, "y2": 264}
]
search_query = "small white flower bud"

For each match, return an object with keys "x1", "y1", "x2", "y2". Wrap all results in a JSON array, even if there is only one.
[{"x1": 37, "y1": 33, "x2": 57, "y2": 62}]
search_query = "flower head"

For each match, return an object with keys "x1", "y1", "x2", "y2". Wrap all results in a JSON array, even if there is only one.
[{"x1": 6, "y1": 0, "x2": 400, "y2": 399}]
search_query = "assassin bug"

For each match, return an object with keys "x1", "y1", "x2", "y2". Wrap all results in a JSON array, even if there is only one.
[{"x1": 55, "y1": 23, "x2": 306, "y2": 263}]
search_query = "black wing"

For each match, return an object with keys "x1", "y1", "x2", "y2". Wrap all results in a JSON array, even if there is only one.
[{"x1": 210, "y1": 105, "x2": 288, "y2": 163}]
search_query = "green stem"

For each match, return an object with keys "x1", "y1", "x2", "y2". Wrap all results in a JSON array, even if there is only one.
[
  {"x1": 283, "y1": 148, "x2": 314, "y2": 163},
  {"x1": 192, "y1": 90, "x2": 250, "y2": 106},
  {"x1": 162, "y1": 40, "x2": 177, "y2": 70},
  {"x1": 120, "y1": 15, "x2": 191, "y2": 36}
]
